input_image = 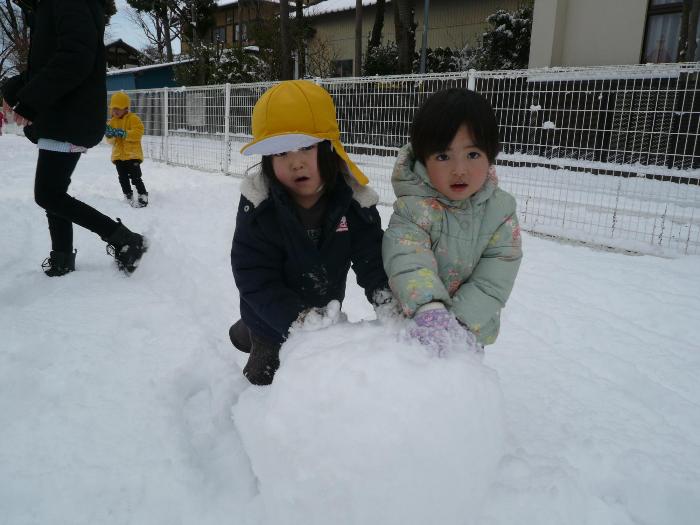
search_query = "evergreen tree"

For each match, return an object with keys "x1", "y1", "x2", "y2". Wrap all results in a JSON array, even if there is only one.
[{"x1": 468, "y1": 5, "x2": 532, "y2": 71}]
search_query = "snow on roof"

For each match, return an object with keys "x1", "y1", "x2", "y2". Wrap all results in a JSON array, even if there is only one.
[
  {"x1": 217, "y1": 0, "x2": 287, "y2": 6},
  {"x1": 107, "y1": 58, "x2": 195, "y2": 76},
  {"x1": 304, "y1": 0, "x2": 386, "y2": 17}
]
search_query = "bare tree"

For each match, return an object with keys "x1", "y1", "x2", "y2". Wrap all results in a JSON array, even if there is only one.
[
  {"x1": 393, "y1": 0, "x2": 416, "y2": 73},
  {"x1": 0, "y1": 0, "x2": 30, "y2": 79},
  {"x1": 295, "y1": 0, "x2": 306, "y2": 78},
  {"x1": 127, "y1": 0, "x2": 185, "y2": 62},
  {"x1": 126, "y1": 7, "x2": 171, "y2": 62},
  {"x1": 369, "y1": 0, "x2": 386, "y2": 49},
  {"x1": 306, "y1": 34, "x2": 338, "y2": 78},
  {"x1": 354, "y1": 0, "x2": 362, "y2": 76},
  {"x1": 688, "y1": 0, "x2": 700, "y2": 61},
  {"x1": 279, "y1": 0, "x2": 292, "y2": 79}
]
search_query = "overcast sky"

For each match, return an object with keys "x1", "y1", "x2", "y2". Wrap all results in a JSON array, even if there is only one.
[{"x1": 107, "y1": 0, "x2": 181, "y2": 55}]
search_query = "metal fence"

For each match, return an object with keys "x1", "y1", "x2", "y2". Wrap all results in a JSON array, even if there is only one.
[{"x1": 114, "y1": 63, "x2": 700, "y2": 255}]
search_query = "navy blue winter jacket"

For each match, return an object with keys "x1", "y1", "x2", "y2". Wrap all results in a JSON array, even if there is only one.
[{"x1": 231, "y1": 171, "x2": 389, "y2": 344}]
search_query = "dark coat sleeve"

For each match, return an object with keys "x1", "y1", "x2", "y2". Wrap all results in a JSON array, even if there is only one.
[
  {"x1": 231, "y1": 197, "x2": 307, "y2": 340},
  {"x1": 0, "y1": 74, "x2": 26, "y2": 108},
  {"x1": 14, "y1": 0, "x2": 98, "y2": 120},
  {"x1": 349, "y1": 205, "x2": 390, "y2": 304}
]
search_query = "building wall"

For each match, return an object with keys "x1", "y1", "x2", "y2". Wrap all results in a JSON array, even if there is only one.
[
  {"x1": 106, "y1": 67, "x2": 179, "y2": 91},
  {"x1": 529, "y1": 0, "x2": 648, "y2": 67},
  {"x1": 106, "y1": 74, "x2": 137, "y2": 92},
  {"x1": 207, "y1": 1, "x2": 279, "y2": 48},
  {"x1": 309, "y1": 0, "x2": 522, "y2": 67}
]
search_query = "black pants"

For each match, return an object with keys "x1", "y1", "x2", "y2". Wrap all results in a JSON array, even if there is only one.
[
  {"x1": 115, "y1": 160, "x2": 147, "y2": 196},
  {"x1": 34, "y1": 149, "x2": 118, "y2": 252}
]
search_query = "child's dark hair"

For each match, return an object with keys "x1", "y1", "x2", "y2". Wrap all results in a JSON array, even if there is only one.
[
  {"x1": 261, "y1": 140, "x2": 342, "y2": 193},
  {"x1": 410, "y1": 88, "x2": 500, "y2": 165}
]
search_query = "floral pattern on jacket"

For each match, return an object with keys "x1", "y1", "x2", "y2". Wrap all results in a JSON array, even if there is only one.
[{"x1": 382, "y1": 144, "x2": 522, "y2": 345}]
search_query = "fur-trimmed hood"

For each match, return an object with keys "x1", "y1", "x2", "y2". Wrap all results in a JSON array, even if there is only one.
[{"x1": 240, "y1": 169, "x2": 380, "y2": 209}]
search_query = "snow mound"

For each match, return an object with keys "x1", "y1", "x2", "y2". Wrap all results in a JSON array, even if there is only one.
[{"x1": 233, "y1": 318, "x2": 506, "y2": 525}]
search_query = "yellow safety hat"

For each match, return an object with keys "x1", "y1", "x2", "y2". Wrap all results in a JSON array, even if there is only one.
[
  {"x1": 241, "y1": 80, "x2": 368, "y2": 186},
  {"x1": 109, "y1": 91, "x2": 130, "y2": 109}
]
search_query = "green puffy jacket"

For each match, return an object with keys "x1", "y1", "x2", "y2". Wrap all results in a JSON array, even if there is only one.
[{"x1": 382, "y1": 144, "x2": 522, "y2": 345}]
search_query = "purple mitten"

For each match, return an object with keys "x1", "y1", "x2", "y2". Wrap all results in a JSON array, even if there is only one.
[
  {"x1": 410, "y1": 308, "x2": 453, "y2": 351},
  {"x1": 410, "y1": 307, "x2": 479, "y2": 354}
]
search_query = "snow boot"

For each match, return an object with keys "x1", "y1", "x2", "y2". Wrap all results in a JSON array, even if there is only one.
[
  {"x1": 229, "y1": 319, "x2": 252, "y2": 353},
  {"x1": 242, "y1": 333, "x2": 281, "y2": 386},
  {"x1": 41, "y1": 249, "x2": 76, "y2": 277},
  {"x1": 103, "y1": 219, "x2": 147, "y2": 273},
  {"x1": 124, "y1": 192, "x2": 133, "y2": 204},
  {"x1": 131, "y1": 193, "x2": 148, "y2": 208}
]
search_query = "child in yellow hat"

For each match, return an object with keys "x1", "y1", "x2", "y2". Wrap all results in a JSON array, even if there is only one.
[
  {"x1": 106, "y1": 92, "x2": 149, "y2": 207},
  {"x1": 229, "y1": 80, "x2": 390, "y2": 386}
]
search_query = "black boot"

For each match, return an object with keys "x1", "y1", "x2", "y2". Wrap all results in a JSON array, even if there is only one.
[
  {"x1": 103, "y1": 218, "x2": 147, "y2": 273},
  {"x1": 243, "y1": 333, "x2": 281, "y2": 386},
  {"x1": 41, "y1": 249, "x2": 76, "y2": 277},
  {"x1": 229, "y1": 319, "x2": 252, "y2": 353}
]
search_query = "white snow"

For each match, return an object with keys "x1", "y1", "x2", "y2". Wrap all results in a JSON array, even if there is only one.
[
  {"x1": 542, "y1": 120, "x2": 556, "y2": 129},
  {"x1": 1, "y1": 134, "x2": 700, "y2": 524},
  {"x1": 304, "y1": 0, "x2": 384, "y2": 17}
]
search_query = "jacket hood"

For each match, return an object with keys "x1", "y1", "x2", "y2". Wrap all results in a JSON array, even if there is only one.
[
  {"x1": 392, "y1": 144, "x2": 497, "y2": 208},
  {"x1": 240, "y1": 168, "x2": 379, "y2": 210}
]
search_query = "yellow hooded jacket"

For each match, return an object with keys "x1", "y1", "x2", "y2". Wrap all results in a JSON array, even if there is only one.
[{"x1": 106, "y1": 112, "x2": 144, "y2": 162}]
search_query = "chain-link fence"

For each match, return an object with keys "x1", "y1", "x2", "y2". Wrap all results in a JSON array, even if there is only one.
[{"x1": 108, "y1": 63, "x2": 699, "y2": 255}]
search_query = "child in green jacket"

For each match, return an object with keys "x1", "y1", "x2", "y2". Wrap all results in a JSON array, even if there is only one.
[{"x1": 382, "y1": 88, "x2": 522, "y2": 351}]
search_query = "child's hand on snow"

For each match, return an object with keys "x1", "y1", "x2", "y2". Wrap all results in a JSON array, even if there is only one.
[
  {"x1": 292, "y1": 300, "x2": 347, "y2": 332},
  {"x1": 372, "y1": 288, "x2": 402, "y2": 323},
  {"x1": 410, "y1": 305, "x2": 478, "y2": 355}
]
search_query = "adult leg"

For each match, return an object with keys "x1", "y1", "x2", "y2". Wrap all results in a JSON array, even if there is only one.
[{"x1": 34, "y1": 150, "x2": 119, "y2": 242}]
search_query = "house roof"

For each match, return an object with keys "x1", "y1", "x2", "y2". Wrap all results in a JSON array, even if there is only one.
[{"x1": 105, "y1": 38, "x2": 140, "y2": 54}]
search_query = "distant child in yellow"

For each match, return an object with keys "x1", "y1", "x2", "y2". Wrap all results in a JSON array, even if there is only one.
[{"x1": 105, "y1": 92, "x2": 148, "y2": 207}]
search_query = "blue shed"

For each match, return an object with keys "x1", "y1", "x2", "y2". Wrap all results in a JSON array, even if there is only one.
[{"x1": 106, "y1": 59, "x2": 195, "y2": 91}]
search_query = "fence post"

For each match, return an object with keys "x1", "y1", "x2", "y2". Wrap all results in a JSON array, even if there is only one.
[
  {"x1": 223, "y1": 82, "x2": 231, "y2": 173},
  {"x1": 468, "y1": 69, "x2": 476, "y2": 92},
  {"x1": 162, "y1": 87, "x2": 169, "y2": 164}
]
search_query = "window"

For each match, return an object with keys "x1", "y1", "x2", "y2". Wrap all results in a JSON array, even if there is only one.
[
  {"x1": 235, "y1": 23, "x2": 248, "y2": 43},
  {"x1": 332, "y1": 59, "x2": 353, "y2": 77},
  {"x1": 642, "y1": 0, "x2": 700, "y2": 62},
  {"x1": 213, "y1": 26, "x2": 226, "y2": 44}
]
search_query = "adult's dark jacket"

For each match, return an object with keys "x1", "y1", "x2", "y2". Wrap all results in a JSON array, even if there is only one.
[
  {"x1": 0, "y1": 0, "x2": 107, "y2": 148},
  {"x1": 231, "y1": 171, "x2": 389, "y2": 345}
]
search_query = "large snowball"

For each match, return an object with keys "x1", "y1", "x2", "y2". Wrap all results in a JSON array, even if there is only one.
[{"x1": 233, "y1": 318, "x2": 506, "y2": 525}]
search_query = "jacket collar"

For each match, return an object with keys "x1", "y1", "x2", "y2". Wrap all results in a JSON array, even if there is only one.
[
  {"x1": 240, "y1": 168, "x2": 379, "y2": 210},
  {"x1": 391, "y1": 144, "x2": 496, "y2": 208}
]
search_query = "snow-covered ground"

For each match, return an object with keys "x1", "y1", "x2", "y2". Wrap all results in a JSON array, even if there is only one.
[{"x1": 1, "y1": 134, "x2": 699, "y2": 525}]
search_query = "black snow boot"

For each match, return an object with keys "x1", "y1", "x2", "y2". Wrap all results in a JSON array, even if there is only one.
[
  {"x1": 103, "y1": 219, "x2": 147, "y2": 273},
  {"x1": 41, "y1": 249, "x2": 76, "y2": 277},
  {"x1": 131, "y1": 193, "x2": 148, "y2": 208},
  {"x1": 243, "y1": 333, "x2": 281, "y2": 386},
  {"x1": 229, "y1": 319, "x2": 252, "y2": 353}
]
